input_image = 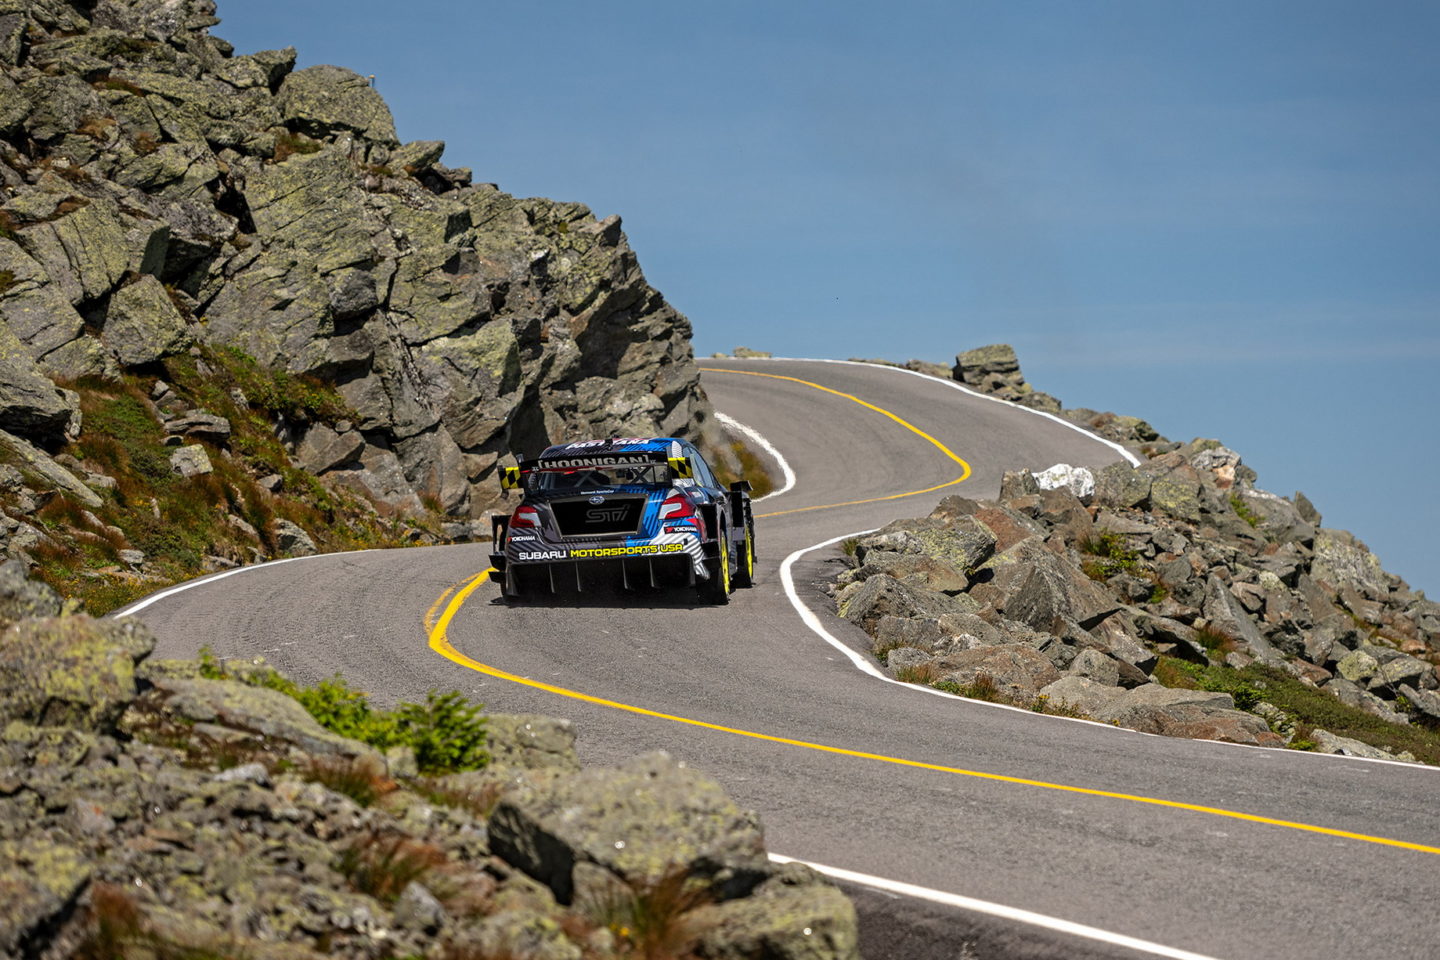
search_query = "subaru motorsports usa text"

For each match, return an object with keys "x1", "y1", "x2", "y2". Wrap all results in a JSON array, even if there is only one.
[{"x1": 489, "y1": 438, "x2": 755, "y2": 604}]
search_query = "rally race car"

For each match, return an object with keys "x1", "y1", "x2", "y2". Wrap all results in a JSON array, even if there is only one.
[{"x1": 489, "y1": 437, "x2": 755, "y2": 604}]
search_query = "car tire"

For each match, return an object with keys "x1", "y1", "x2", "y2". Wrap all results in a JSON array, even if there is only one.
[
  {"x1": 732, "y1": 517, "x2": 756, "y2": 588},
  {"x1": 698, "y1": 528, "x2": 733, "y2": 605}
]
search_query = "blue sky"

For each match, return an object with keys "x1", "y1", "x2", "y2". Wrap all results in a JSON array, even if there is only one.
[{"x1": 216, "y1": 1, "x2": 1439, "y2": 597}]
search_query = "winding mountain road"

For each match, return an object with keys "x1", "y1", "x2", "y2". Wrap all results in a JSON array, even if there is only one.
[{"x1": 126, "y1": 358, "x2": 1440, "y2": 960}]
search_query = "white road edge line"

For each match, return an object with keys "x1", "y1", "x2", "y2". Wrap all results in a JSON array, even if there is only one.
[
  {"x1": 112, "y1": 551, "x2": 372, "y2": 617},
  {"x1": 718, "y1": 355, "x2": 1143, "y2": 467},
  {"x1": 767, "y1": 854, "x2": 1226, "y2": 960},
  {"x1": 714, "y1": 410, "x2": 797, "y2": 502}
]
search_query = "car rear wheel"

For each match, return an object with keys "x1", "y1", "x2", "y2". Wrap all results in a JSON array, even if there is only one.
[
  {"x1": 698, "y1": 532, "x2": 733, "y2": 605},
  {"x1": 732, "y1": 518, "x2": 756, "y2": 588}
]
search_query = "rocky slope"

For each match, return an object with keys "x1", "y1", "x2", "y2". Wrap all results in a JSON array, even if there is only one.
[
  {"x1": 0, "y1": 0, "x2": 715, "y2": 523},
  {"x1": 829, "y1": 344, "x2": 1440, "y2": 763},
  {"x1": 0, "y1": 564, "x2": 858, "y2": 960}
]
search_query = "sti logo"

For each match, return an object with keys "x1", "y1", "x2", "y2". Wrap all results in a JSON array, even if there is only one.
[{"x1": 586, "y1": 504, "x2": 629, "y2": 523}]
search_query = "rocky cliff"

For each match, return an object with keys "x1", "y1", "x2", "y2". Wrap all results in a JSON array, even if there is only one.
[
  {"x1": 830, "y1": 344, "x2": 1440, "y2": 763},
  {"x1": 0, "y1": 0, "x2": 714, "y2": 526}
]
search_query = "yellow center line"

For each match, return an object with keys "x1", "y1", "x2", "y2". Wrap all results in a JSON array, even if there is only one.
[
  {"x1": 427, "y1": 568, "x2": 1440, "y2": 857},
  {"x1": 697, "y1": 367, "x2": 972, "y2": 518}
]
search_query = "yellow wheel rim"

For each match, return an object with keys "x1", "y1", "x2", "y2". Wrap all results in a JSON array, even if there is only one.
[
  {"x1": 721, "y1": 540, "x2": 730, "y2": 591},
  {"x1": 745, "y1": 530, "x2": 754, "y2": 578}
]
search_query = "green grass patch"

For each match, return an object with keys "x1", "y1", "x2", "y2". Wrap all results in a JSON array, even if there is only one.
[
  {"x1": 1153, "y1": 656, "x2": 1440, "y2": 764},
  {"x1": 1230, "y1": 494, "x2": 1262, "y2": 528},
  {"x1": 1078, "y1": 530, "x2": 1140, "y2": 579},
  {"x1": 199, "y1": 650, "x2": 489, "y2": 775}
]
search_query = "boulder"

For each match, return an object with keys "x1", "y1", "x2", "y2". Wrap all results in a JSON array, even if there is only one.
[
  {"x1": 998, "y1": 468, "x2": 1040, "y2": 501},
  {"x1": 164, "y1": 411, "x2": 231, "y2": 442},
  {"x1": 277, "y1": 64, "x2": 398, "y2": 144},
  {"x1": 102, "y1": 275, "x2": 193, "y2": 366},
  {"x1": 0, "y1": 315, "x2": 78, "y2": 441},
  {"x1": 850, "y1": 553, "x2": 970, "y2": 594},
  {"x1": 1365, "y1": 654, "x2": 1431, "y2": 693},
  {"x1": 0, "y1": 615, "x2": 155, "y2": 732},
  {"x1": 169, "y1": 443, "x2": 212, "y2": 477},
  {"x1": 839, "y1": 575, "x2": 975, "y2": 633},
  {"x1": 1398, "y1": 684, "x2": 1440, "y2": 724},
  {"x1": 1309, "y1": 729, "x2": 1400, "y2": 761},
  {"x1": 488, "y1": 751, "x2": 768, "y2": 904},
  {"x1": 1037, "y1": 676, "x2": 1126, "y2": 716},
  {"x1": 484, "y1": 713, "x2": 580, "y2": 773},
  {"x1": 1067, "y1": 647, "x2": 1121, "y2": 687},
  {"x1": 976, "y1": 538, "x2": 1120, "y2": 632},
  {"x1": 932, "y1": 643, "x2": 1061, "y2": 700},
  {"x1": 1093, "y1": 460, "x2": 1153, "y2": 510},
  {"x1": 0, "y1": 430, "x2": 101, "y2": 507},
  {"x1": 1311, "y1": 529, "x2": 1388, "y2": 600},
  {"x1": 272, "y1": 518, "x2": 317, "y2": 557},
  {"x1": 1140, "y1": 454, "x2": 1204, "y2": 523},
  {"x1": 692, "y1": 867, "x2": 860, "y2": 960},
  {"x1": 0, "y1": 560, "x2": 63, "y2": 630},
  {"x1": 1094, "y1": 684, "x2": 1279, "y2": 746},
  {"x1": 1034, "y1": 463, "x2": 1095, "y2": 504},
  {"x1": 118, "y1": 672, "x2": 378, "y2": 760},
  {"x1": 1201, "y1": 575, "x2": 1282, "y2": 662},
  {"x1": 295, "y1": 421, "x2": 364, "y2": 474},
  {"x1": 0, "y1": 837, "x2": 92, "y2": 957}
]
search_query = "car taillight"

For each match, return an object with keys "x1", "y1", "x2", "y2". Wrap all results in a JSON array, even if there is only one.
[
  {"x1": 510, "y1": 505, "x2": 539, "y2": 529},
  {"x1": 658, "y1": 495, "x2": 694, "y2": 520}
]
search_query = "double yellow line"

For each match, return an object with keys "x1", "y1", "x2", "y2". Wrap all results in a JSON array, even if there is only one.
[
  {"x1": 424, "y1": 369, "x2": 1440, "y2": 858},
  {"x1": 698, "y1": 367, "x2": 972, "y2": 519}
]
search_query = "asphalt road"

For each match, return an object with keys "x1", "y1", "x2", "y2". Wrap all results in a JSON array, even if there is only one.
[{"x1": 127, "y1": 358, "x2": 1440, "y2": 960}]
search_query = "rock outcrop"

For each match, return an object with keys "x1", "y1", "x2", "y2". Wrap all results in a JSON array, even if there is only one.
[
  {"x1": 0, "y1": 0, "x2": 715, "y2": 525},
  {"x1": 0, "y1": 566, "x2": 858, "y2": 959},
  {"x1": 833, "y1": 410, "x2": 1440, "y2": 760}
]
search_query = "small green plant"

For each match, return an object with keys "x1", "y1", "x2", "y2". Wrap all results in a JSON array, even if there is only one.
[
  {"x1": 894, "y1": 661, "x2": 943, "y2": 684},
  {"x1": 1078, "y1": 530, "x2": 1140, "y2": 579},
  {"x1": 1230, "y1": 495, "x2": 1262, "y2": 528},
  {"x1": 934, "y1": 672, "x2": 1002, "y2": 702},
  {"x1": 841, "y1": 538, "x2": 859, "y2": 559},
  {"x1": 1191, "y1": 624, "x2": 1236, "y2": 655},
  {"x1": 197, "y1": 650, "x2": 489, "y2": 775}
]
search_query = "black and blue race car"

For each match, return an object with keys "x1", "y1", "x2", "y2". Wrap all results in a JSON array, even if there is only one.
[{"x1": 489, "y1": 437, "x2": 755, "y2": 604}]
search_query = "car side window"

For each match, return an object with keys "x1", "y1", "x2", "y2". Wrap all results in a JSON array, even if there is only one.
[{"x1": 685, "y1": 444, "x2": 717, "y2": 488}]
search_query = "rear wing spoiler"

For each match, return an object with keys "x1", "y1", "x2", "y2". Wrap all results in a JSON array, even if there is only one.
[{"x1": 500, "y1": 451, "x2": 694, "y2": 490}]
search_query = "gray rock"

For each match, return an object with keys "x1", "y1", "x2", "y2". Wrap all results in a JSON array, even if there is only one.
[
  {"x1": 1398, "y1": 684, "x2": 1440, "y2": 723},
  {"x1": 1037, "y1": 676, "x2": 1125, "y2": 716},
  {"x1": 976, "y1": 537, "x2": 1120, "y2": 632},
  {"x1": 169, "y1": 443, "x2": 212, "y2": 477},
  {"x1": 1335, "y1": 649, "x2": 1379, "y2": 684},
  {"x1": 999, "y1": 468, "x2": 1040, "y2": 501},
  {"x1": 0, "y1": 837, "x2": 92, "y2": 957},
  {"x1": 1365, "y1": 654, "x2": 1431, "y2": 693},
  {"x1": 1094, "y1": 460, "x2": 1153, "y2": 510},
  {"x1": 0, "y1": 615, "x2": 155, "y2": 732},
  {"x1": 0, "y1": 313, "x2": 79, "y2": 441},
  {"x1": 394, "y1": 881, "x2": 447, "y2": 933},
  {"x1": 1309, "y1": 728, "x2": 1399, "y2": 761},
  {"x1": 1095, "y1": 684, "x2": 1279, "y2": 746},
  {"x1": 1311, "y1": 529, "x2": 1387, "y2": 599},
  {"x1": 692, "y1": 868, "x2": 860, "y2": 960},
  {"x1": 1201, "y1": 575, "x2": 1281, "y2": 662},
  {"x1": 0, "y1": 559, "x2": 63, "y2": 629},
  {"x1": 0, "y1": 429, "x2": 102, "y2": 507},
  {"x1": 295, "y1": 421, "x2": 364, "y2": 474},
  {"x1": 102, "y1": 275, "x2": 193, "y2": 366},
  {"x1": 272, "y1": 518, "x2": 317, "y2": 557},
  {"x1": 278, "y1": 64, "x2": 399, "y2": 144},
  {"x1": 485, "y1": 713, "x2": 580, "y2": 773},
  {"x1": 1067, "y1": 647, "x2": 1121, "y2": 687},
  {"x1": 1034, "y1": 463, "x2": 1095, "y2": 503},
  {"x1": 932, "y1": 643, "x2": 1061, "y2": 700},
  {"x1": 1320, "y1": 678, "x2": 1410, "y2": 725},
  {"x1": 885, "y1": 645, "x2": 934, "y2": 675},
  {"x1": 164, "y1": 411, "x2": 231, "y2": 442},
  {"x1": 489, "y1": 751, "x2": 767, "y2": 904},
  {"x1": 119, "y1": 672, "x2": 378, "y2": 759},
  {"x1": 839, "y1": 574, "x2": 976, "y2": 632}
]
